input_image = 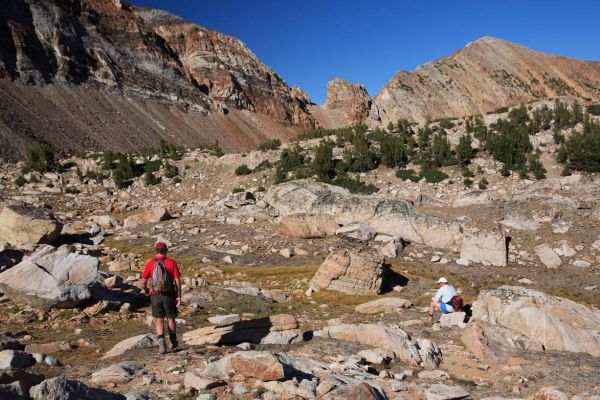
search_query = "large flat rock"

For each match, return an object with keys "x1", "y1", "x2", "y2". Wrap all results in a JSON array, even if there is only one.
[
  {"x1": 315, "y1": 323, "x2": 441, "y2": 369},
  {"x1": 0, "y1": 206, "x2": 62, "y2": 246},
  {"x1": 266, "y1": 179, "x2": 462, "y2": 250},
  {"x1": 0, "y1": 245, "x2": 98, "y2": 309},
  {"x1": 473, "y1": 286, "x2": 600, "y2": 357}
]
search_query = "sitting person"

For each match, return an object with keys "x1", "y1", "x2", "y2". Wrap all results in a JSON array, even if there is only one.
[{"x1": 428, "y1": 277, "x2": 461, "y2": 324}]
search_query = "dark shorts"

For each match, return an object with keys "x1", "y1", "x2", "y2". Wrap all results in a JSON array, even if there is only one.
[{"x1": 151, "y1": 294, "x2": 178, "y2": 319}]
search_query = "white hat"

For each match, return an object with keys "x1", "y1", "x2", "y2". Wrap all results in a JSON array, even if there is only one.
[{"x1": 436, "y1": 277, "x2": 448, "y2": 284}]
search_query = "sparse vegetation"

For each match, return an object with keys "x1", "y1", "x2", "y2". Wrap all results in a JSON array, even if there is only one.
[
  {"x1": 144, "y1": 171, "x2": 161, "y2": 186},
  {"x1": 587, "y1": 104, "x2": 600, "y2": 116},
  {"x1": 478, "y1": 177, "x2": 489, "y2": 190},
  {"x1": 235, "y1": 164, "x2": 252, "y2": 176},
  {"x1": 65, "y1": 186, "x2": 80, "y2": 194},
  {"x1": 15, "y1": 175, "x2": 26, "y2": 187},
  {"x1": 258, "y1": 139, "x2": 282, "y2": 151},
  {"x1": 163, "y1": 161, "x2": 179, "y2": 179},
  {"x1": 25, "y1": 144, "x2": 61, "y2": 173}
]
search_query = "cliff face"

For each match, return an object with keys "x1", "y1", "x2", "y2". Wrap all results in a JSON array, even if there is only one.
[
  {"x1": 310, "y1": 78, "x2": 371, "y2": 129},
  {"x1": 0, "y1": 0, "x2": 312, "y2": 159},
  {"x1": 369, "y1": 37, "x2": 600, "y2": 125},
  {"x1": 139, "y1": 8, "x2": 313, "y2": 127}
]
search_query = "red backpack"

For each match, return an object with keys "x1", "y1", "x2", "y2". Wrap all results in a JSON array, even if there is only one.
[{"x1": 448, "y1": 295, "x2": 464, "y2": 312}]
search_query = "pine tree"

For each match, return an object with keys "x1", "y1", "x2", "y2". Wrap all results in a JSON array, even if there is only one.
[
  {"x1": 312, "y1": 140, "x2": 335, "y2": 182},
  {"x1": 456, "y1": 133, "x2": 474, "y2": 166},
  {"x1": 431, "y1": 130, "x2": 452, "y2": 167}
]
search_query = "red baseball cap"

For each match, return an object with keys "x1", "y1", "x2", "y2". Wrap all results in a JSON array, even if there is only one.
[{"x1": 154, "y1": 242, "x2": 168, "y2": 251}]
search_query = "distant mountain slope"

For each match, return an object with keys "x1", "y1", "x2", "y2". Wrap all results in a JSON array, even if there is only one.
[
  {"x1": 0, "y1": 0, "x2": 311, "y2": 159},
  {"x1": 368, "y1": 37, "x2": 600, "y2": 125}
]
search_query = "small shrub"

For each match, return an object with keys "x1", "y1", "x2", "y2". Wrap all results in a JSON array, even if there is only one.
[
  {"x1": 232, "y1": 187, "x2": 245, "y2": 193},
  {"x1": 528, "y1": 157, "x2": 547, "y2": 180},
  {"x1": 15, "y1": 175, "x2": 26, "y2": 187},
  {"x1": 420, "y1": 168, "x2": 449, "y2": 183},
  {"x1": 173, "y1": 176, "x2": 181, "y2": 183},
  {"x1": 199, "y1": 141, "x2": 224, "y2": 157},
  {"x1": 439, "y1": 118, "x2": 455, "y2": 129},
  {"x1": 331, "y1": 175, "x2": 379, "y2": 194},
  {"x1": 586, "y1": 104, "x2": 600, "y2": 116},
  {"x1": 461, "y1": 166, "x2": 474, "y2": 178},
  {"x1": 26, "y1": 144, "x2": 61, "y2": 173},
  {"x1": 95, "y1": 172, "x2": 108, "y2": 184},
  {"x1": 396, "y1": 168, "x2": 420, "y2": 182},
  {"x1": 478, "y1": 177, "x2": 489, "y2": 190},
  {"x1": 76, "y1": 167, "x2": 84, "y2": 182},
  {"x1": 561, "y1": 165, "x2": 571, "y2": 176},
  {"x1": 553, "y1": 132, "x2": 565, "y2": 144},
  {"x1": 476, "y1": 165, "x2": 483, "y2": 174},
  {"x1": 463, "y1": 178, "x2": 473, "y2": 188},
  {"x1": 235, "y1": 164, "x2": 252, "y2": 176},
  {"x1": 144, "y1": 171, "x2": 161, "y2": 186},
  {"x1": 253, "y1": 160, "x2": 273, "y2": 172},
  {"x1": 518, "y1": 168, "x2": 529, "y2": 180},
  {"x1": 500, "y1": 164, "x2": 511, "y2": 177},
  {"x1": 65, "y1": 186, "x2": 80, "y2": 194},
  {"x1": 163, "y1": 162, "x2": 179, "y2": 179},
  {"x1": 258, "y1": 139, "x2": 282, "y2": 151},
  {"x1": 144, "y1": 159, "x2": 162, "y2": 174},
  {"x1": 257, "y1": 186, "x2": 266, "y2": 192}
]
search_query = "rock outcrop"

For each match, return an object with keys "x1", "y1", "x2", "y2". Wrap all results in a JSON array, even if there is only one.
[
  {"x1": 319, "y1": 78, "x2": 372, "y2": 126},
  {"x1": 354, "y1": 297, "x2": 412, "y2": 314},
  {"x1": 459, "y1": 227, "x2": 507, "y2": 267},
  {"x1": 266, "y1": 180, "x2": 462, "y2": 250},
  {"x1": 29, "y1": 377, "x2": 124, "y2": 400},
  {"x1": 473, "y1": 286, "x2": 600, "y2": 356},
  {"x1": 369, "y1": 36, "x2": 600, "y2": 125},
  {"x1": 309, "y1": 247, "x2": 387, "y2": 295},
  {"x1": 278, "y1": 214, "x2": 338, "y2": 239},
  {"x1": 0, "y1": 206, "x2": 62, "y2": 246},
  {"x1": 0, "y1": 245, "x2": 98, "y2": 309},
  {"x1": 535, "y1": 244, "x2": 562, "y2": 269},
  {"x1": 123, "y1": 208, "x2": 171, "y2": 229},
  {"x1": 460, "y1": 320, "x2": 516, "y2": 363},
  {"x1": 315, "y1": 323, "x2": 442, "y2": 369},
  {"x1": 102, "y1": 334, "x2": 158, "y2": 359},
  {"x1": 182, "y1": 314, "x2": 302, "y2": 347},
  {"x1": 200, "y1": 351, "x2": 288, "y2": 382}
]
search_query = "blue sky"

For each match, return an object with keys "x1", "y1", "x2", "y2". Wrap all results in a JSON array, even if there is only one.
[{"x1": 132, "y1": 0, "x2": 600, "y2": 104}]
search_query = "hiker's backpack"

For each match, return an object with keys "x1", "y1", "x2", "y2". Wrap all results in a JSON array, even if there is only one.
[
  {"x1": 152, "y1": 258, "x2": 173, "y2": 294},
  {"x1": 448, "y1": 295, "x2": 464, "y2": 312}
]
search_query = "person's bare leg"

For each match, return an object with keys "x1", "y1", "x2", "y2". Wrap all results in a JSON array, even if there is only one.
[
  {"x1": 155, "y1": 318, "x2": 166, "y2": 354},
  {"x1": 167, "y1": 318, "x2": 178, "y2": 350},
  {"x1": 155, "y1": 318, "x2": 164, "y2": 336},
  {"x1": 428, "y1": 302, "x2": 439, "y2": 325}
]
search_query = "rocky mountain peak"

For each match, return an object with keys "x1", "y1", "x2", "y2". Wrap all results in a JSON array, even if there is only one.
[
  {"x1": 368, "y1": 37, "x2": 600, "y2": 125},
  {"x1": 324, "y1": 78, "x2": 372, "y2": 125}
]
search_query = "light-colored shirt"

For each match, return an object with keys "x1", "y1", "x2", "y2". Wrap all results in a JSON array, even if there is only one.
[{"x1": 433, "y1": 284, "x2": 458, "y2": 304}]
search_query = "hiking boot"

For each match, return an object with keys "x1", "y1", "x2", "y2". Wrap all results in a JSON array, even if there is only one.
[{"x1": 158, "y1": 339, "x2": 166, "y2": 354}]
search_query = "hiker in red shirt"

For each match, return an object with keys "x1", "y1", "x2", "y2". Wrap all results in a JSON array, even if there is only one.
[{"x1": 141, "y1": 242, "x2": 182, "y2": 354}]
